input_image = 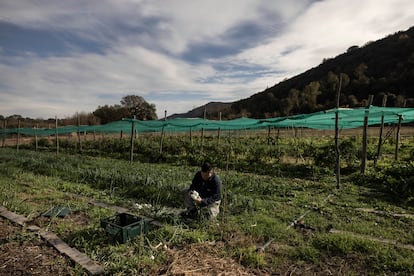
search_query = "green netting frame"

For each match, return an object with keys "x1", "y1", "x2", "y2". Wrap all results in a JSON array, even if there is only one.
[{"x1": 2, "y1": 106, "x2": 414, "y2": 137}]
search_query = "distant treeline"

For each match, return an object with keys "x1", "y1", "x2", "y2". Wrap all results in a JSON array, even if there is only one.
[{"x1": 1, "y1": 95, "x2": 157, "y2": 128}]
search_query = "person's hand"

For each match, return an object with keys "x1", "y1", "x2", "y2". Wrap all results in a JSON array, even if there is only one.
[{"x1": 190, "y1": 190, "x2": 201, "y2": 201}]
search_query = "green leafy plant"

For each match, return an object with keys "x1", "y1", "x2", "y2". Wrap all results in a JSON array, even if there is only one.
[{"x1": 234, "y1": 246, "x2": 267, "y2": 268}]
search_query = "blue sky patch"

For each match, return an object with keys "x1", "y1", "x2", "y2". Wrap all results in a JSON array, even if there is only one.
[{"x1": 0, "y1": 21, "x2": 107, "y2": 57}]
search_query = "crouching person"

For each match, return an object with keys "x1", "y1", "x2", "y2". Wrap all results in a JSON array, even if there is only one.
[{"x1": 182, "y1": 162, "x2": 222, "y2": 219}]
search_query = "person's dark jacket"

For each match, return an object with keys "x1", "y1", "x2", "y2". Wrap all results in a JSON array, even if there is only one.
[{"x1": 189, "y1": 171, "x2": 221, "y2": 206}]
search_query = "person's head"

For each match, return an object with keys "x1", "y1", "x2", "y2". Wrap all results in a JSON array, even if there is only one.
[{"x1": 201, "y1": 162, "x2": 212, "y2": 181}]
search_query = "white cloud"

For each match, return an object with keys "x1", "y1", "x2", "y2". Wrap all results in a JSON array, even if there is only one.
[
  {"x1": 0, "y1": 45, "x2": 224, "y2": 118},
  {"x1": 231, "y1": 0, "x2": 414, "y2": 79},
  {"x1": 0, "y1": 0, "x2": 413, "y2": 119}
]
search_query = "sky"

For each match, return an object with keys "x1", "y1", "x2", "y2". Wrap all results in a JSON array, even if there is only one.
[{"x1": 1, "y1": 0, "x2": 413, "y2": 120}]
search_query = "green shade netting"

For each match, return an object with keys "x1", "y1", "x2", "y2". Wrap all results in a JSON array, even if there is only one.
[{"x1": 3, "y1": 106, "x2": 414, "y2": 137}]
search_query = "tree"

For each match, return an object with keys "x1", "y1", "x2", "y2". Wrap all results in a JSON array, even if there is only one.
[
  {"x1": 347, "y1": 94, "x2": 360, "y2": 107},
  {"x1": 93, "y1": 105, "x2": 130, "y2": 124},
  {"x1": 282, "y1": 88, "x2": 300, "y2": 115},
  {"x1": 93, "y1": 95, "x2": 157, "y2": 124},
  {"x1": 121, "y1": 95, "x2": 157, "y2": 120},
  {"x1": 353, "y1": 63, "x2": 370, "y2": 84},
  {"x1": 347, "y1": 45, "x2": 359, "y2": 52},
  {"x1": 299, "y1": 81, "x2": 322, "y2": 113}
]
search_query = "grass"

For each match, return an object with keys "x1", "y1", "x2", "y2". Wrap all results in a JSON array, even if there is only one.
[{"x1": 0, "y1": 147, "x2": 414, "y2": 274}]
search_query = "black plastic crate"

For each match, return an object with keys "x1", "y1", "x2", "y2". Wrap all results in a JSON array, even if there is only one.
[{"x1": 100, "y1": 213, "x2": 151, "y2": 243}]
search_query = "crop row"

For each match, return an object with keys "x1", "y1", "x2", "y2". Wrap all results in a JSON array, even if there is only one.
[{"x1": 11, "y1": 133, "x2": 414, "y2": 176}]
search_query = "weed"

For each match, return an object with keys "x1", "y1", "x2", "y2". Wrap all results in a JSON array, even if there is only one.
[
  {"x1": 313, "y1": 233, "x2": 377, "y2": 256},
  {"x1": 234, "y1": 246, "x2": 267, "y2": 268},
  {"x1": 290, "y1": 244, "x2": 321, "y2": 263}
]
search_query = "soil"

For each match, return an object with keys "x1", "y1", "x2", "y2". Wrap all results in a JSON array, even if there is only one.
[
  {"x1": 0, "y1": 214, "x2": 261, "y2": 275},
  {"x1": 0, "y1": 217, "x2": 73, "y2": 275},
  {"x1": 159, "y1": 242, "x2": 262, "y2": 275}
]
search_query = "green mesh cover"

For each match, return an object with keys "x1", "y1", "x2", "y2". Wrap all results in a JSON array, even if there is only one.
[{"x1": 2, "y1": 106, "x2": 414, "y2": 137}]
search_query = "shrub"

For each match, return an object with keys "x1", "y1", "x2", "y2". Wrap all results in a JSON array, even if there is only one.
[
  {"x1": 352, "y1": 161, "x2": 414, "y2": 199},
  {"x1": 312, "y1": 138, "x2": 360, "y2": 170},
  {"x1": 33, "y1": 137, "x2": 51, "y2": 147}
]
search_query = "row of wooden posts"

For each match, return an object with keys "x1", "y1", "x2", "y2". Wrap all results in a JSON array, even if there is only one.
[
  {"x1": 2, "y1": 95, "x2": 405, "y2": 190},
  {"x1": 334, "y1": 86, "x2": 404, "y2": 187}
]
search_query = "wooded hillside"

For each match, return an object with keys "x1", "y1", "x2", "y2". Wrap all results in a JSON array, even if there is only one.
[
  {"x1": 228, "y1": 26, "x2": 414, "y2": 119},
  {"x1": 181, "y1": 26, "x2": 413, "y2": 120}
]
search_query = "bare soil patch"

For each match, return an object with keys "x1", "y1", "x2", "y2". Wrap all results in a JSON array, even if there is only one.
[
  {"x1": 0, "y1": 217, "x2": 73, "y2": 275},
  {"x1": 161, "y1": 242, "x2": 263, "y2": 276}
]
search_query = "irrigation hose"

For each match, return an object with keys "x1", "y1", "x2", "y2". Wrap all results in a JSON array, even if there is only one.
[{"x1": 257, "y1": 193, "x2": 334, "y2": 253}]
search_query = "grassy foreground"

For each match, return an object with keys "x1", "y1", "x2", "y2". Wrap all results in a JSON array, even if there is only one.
[{"x1": 0, "y1": 148, "x2": 413, "y2": 275}]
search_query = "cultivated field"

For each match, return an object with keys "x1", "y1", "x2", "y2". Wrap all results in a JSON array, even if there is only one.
[{"x1": 0, "y1": 132, "x2": 413, "y2": 275}]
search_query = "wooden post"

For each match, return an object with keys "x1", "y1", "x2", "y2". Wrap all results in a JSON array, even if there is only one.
[
  {"x1": 130, "y1": 116, "x2": 136, "y2": 163},
  {"x1": 98, "y1": 131, "x2": 103, "y2": 153},
  {"x1": 375, "y1": 95, "x2": 387, "y2": 165},
  {"x1": 395, "y1": 115, "x2": 402, "y2": 161},
  {"x1": 55, "y1": 116, "x2": 59, "y2": 154},
  {"x1": 77, "y1": 113, "x2": 82, "y2": 152},
  {"x1": 35, "y1": 125, "x2": 38, "y2": 150},
  {"x1": 201, "y1": 128, "x2": 204, "y2": 151},
  {"x1": 217, "y1": 128, "x2": 221, "y2": 146},
  {"x1": 394, "y1": 100, "x2": 406, "y2": 161},
  {"x1": 217, "y1": 112, "x2": 222, "y2": 146},
  {"x1": 159, "y1": 110, "x2": 167, "y2": 154},
  {"x1": 2, "y1": 119, "x2": 6, "y2": 148},
  {"x1": 16, "y1": 119, "x2": 20, "y2": 152},
  {"x1": 335, "y1": 74, "x2": 342, "y2": 188},
  {"x1": 201, "y1": 108, "x2": 206, "y2": 151},
  {"x1": 267, "y1": 126, "x2": 271, "y2": 145},
  {"x1": 360, "y1": 95, "x2": 374, "y2": 174}
]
